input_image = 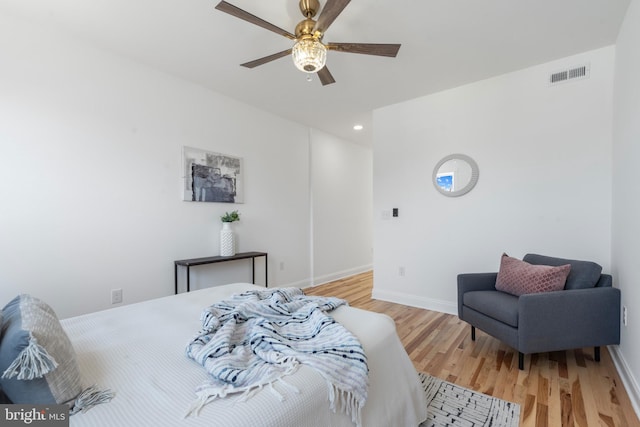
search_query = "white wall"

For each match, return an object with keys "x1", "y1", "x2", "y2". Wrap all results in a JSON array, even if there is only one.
[
  {"x1": 0, "y1": 14, "x2": 372, "y2": 318},
  {"x1": 311, "y1": 129, "x2": 373, "y2": 284},
  {"x1": 612, "y1": 0, "x2": 640, "y2": 414},
  {"x1": 372, "y1": 47, "x2": 614, "y2": 314}
]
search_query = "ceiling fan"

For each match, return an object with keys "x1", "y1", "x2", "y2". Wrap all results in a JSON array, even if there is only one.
[{"x1": 214, "y1": 0, "x2": 401, "y2": 86}]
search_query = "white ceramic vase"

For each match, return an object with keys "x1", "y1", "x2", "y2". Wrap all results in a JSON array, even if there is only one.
[{"x1": 220, "y1": 222, "x2": 235, "y2": 256}]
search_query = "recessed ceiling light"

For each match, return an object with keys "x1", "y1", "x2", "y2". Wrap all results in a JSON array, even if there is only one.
[{"x1": 353, "y1": 124, "x2": 363, "y2": 131}]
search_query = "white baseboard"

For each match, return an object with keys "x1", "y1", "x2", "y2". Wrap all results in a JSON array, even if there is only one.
[
  {"x1": 371, "y1": 288, "x2": 457, "y2": 315},
  {"x1": 309, "y1": 265, "x2": 373, "y2": 287},
  {"x1": 274, "y1": 277, "x2": 312, "y2": 289},
  {"x1": 276, "y1": 265, "x2": 373, "y2": 290},
  {"x1": 609, "y1": 345, "x2": 640, "y2": 420}
]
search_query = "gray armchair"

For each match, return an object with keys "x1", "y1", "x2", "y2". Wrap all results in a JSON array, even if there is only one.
[{"x1": 457, "y1": 254, "x2": 621, "y2": 370}]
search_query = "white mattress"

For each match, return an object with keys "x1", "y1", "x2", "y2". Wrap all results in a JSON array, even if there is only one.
[{"x1": 62, "y1": 283, "x2": 427, "y2": 427}]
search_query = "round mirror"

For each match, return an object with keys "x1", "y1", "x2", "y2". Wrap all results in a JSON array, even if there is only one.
[{"x1": 432, "y1": 154, "x2": 479, "y2": 197}]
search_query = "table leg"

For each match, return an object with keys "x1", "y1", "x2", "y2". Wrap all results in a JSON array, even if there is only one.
[
  {"x1": 252, "y1": 257, "x2": 256, "y2": 284},
  {"x1": 174, "y1": 264, "x2": 178, "y2": 295},
  {"x1": 187, "y1": 266, "x2": 191, "y2": 292},
  {"x1": 265, "y1": 254, "x2": 268, "y2": 288}
]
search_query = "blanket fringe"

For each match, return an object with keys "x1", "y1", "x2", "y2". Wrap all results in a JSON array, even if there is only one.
[
  {"x1": 186, "y1": 377, "x2": 301, "y2": 418},
  {"x1": 277, "y1": 377, "x2": 300, "y2": 395},
  {"x1": 328, "y1": 383, "x2": 364, "y2": 427},
  {"x1": 237, "y1": 377, "x2": 300, "y2": 404},
  {"x1": 1, "y1": 333, "x2": 58, "y2": 380},
  {"x1": 268, "y1": 382, "x2": 285, "y2": 402},
  {"x1": 237, "y1": 383, "x2": 263, "y2": 403},
  {"x1": 185, "y1": 387, "x2": 227, "y2": 418},
  {"x1": 70, "y1": 385, "x2": 115, "y2": 415}
]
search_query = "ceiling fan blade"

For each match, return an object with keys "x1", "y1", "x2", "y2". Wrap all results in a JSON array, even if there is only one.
[
  {"x1": 313, "y1": 0, "x2": 351, "y2": 34},
  {"x1": 326, "y1": 42, "x2": 401, "y2": 57},
  {"x1": 215, "y1": 1, "x2": 296, "y2": 40},
  {"x1": 240, "y1": 49, "x2": 292, "y2": 68},
  {"x1": 317, "y1": 66, "x2": 336, "y2": 86}
]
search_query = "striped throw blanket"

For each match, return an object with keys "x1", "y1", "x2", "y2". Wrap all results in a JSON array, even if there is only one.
[{"x1": 185, "y1": 288, "x2": 369, "y2": 426}]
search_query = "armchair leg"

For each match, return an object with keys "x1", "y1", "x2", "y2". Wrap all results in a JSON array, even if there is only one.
[
  {"x1": 471, "y1": 326, "x2": 475, "y2": 341},
  {"x1": 595, "y1": 346, "x2": 600, "y2": 362},
  {"x1": 518, "y1": 352, "x2": 524, "y2": 370}
]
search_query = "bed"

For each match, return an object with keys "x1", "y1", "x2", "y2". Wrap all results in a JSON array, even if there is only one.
[{"x1": 60, "y1": 283, "x2": 427, "y2": 426}]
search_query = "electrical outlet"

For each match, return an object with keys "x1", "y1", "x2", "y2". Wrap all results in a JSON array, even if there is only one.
[
  {"x1": 279, "y1": 262, "x2": 285, "y2": 271},
  {"x1": 623, "y1": 306, "x2": 628, "y2": 326},
  {"x1": 399, "y1": 266, "x2": 405, "y2": 277},
  {"x1": 111, "y1": 289, "x2": 123, "y2": 305}
]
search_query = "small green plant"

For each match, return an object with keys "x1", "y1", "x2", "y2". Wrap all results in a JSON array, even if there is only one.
[{"x1": 220, "y1": 210, "x2": 240, "y2": 223}]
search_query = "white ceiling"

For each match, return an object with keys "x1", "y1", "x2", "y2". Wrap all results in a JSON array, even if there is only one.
[{"x1": 0, "y1": 0, "x2": 630, "y2": 146}]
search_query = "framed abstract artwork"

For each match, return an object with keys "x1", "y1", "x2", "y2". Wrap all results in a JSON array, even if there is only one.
[{"x1": 182, "y1": 146, "x2": 244, "y2": 203}]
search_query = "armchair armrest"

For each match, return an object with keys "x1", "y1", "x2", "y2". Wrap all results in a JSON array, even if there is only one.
[
  {"x1": 518, "y1": 287, "x2": 621, "y2": 354},
  {"x1": 457, "y1": 273, "x2": 498, "y2": 317}
]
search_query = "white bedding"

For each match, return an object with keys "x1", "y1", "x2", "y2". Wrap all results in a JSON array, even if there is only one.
[{"x1": 62, "y1": 283, "x2": 427, "y2": 427}]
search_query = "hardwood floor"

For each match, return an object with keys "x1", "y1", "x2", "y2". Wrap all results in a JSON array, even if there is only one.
[{"x1": 305, "y1": 271, "x2": 640, "y2": 427}]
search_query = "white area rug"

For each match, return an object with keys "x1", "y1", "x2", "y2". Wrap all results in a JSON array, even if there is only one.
[{"x1": 419, "y1": 372, "x2": 520, "y2": 427}]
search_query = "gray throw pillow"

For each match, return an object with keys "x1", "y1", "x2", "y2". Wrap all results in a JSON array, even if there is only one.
[
  {"x1": 0, "y1": 294, "x2": 113, "y2": 411},
  {"x1": 523, "y1": 254, "x2": 602, "y2": 289},
  {"x1": 0, "y1": 294, "x2": 84, "y2": 405},
  {"x1": 0, "y1": 309, "x2": 7, "y2": 404}
]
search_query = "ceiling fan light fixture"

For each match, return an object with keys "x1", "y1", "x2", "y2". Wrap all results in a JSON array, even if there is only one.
[
  {"x1": 292, "y1": 38, "x2": 327, "y2": 73},
  {"x1": 215, "y1": 0, "x2": 401, "y2": 86}
]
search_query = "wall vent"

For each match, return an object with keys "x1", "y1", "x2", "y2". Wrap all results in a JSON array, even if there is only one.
[{"x1": 549, "y1": 64, "x2": 590, "y2": 86}]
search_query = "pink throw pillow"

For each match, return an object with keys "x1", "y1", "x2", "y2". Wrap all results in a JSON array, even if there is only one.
[{"x1": 495, "y1": 253, "x2": 571, "y2": 296}]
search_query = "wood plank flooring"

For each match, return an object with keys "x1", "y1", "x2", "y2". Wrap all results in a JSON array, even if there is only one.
[{"x1": 304, "y1": 271, "x2": 640, "y2": 427}]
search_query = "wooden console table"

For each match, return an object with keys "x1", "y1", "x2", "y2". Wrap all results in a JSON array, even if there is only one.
[{"x1": 174, "y1": 251, "x2": 268, "y2": 294}]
